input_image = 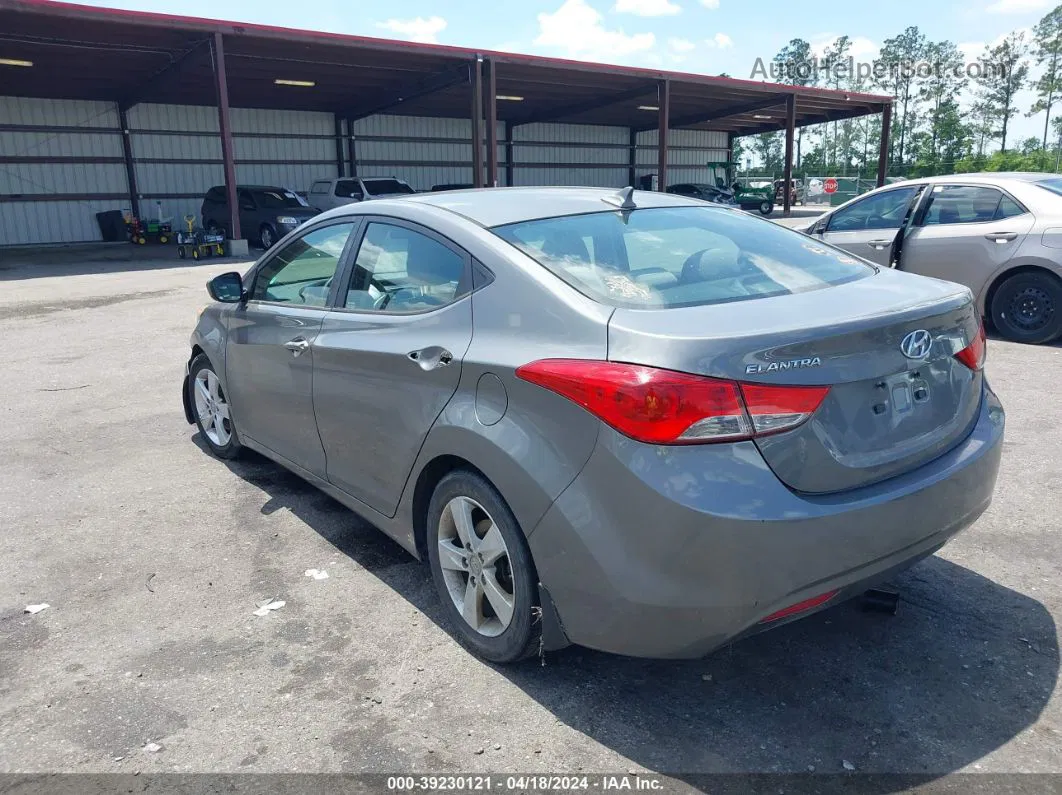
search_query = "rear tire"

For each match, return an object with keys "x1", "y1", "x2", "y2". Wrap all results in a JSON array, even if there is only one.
[
  {"x1": 990, "y1": 271, "x2": 1062, "y2": 344},
  {"x1": 426, "y1": 470, "x2": 540, "y2": 663},
  {"x1": 188, "y1": 354, "x2": 242, "y2": 460},
  {"x1": 759, "y1": 200, "x2": 774, "y2": 216}
]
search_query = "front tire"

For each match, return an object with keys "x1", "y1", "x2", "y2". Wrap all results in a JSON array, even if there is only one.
[
  {"x1": 990, "y1": 271, "x2": 1062, "y2": 344},
  {"x1": 259, "y1": 224, "x2": 276, "y2": 250},
  {"x1": 188, "y1": 354, "x2": 241, "y2": 459},
  {"x1": 426, "y1": 470, "x2": 540, "y2": 663},
  {"x1": 759, "y1": 200, "x2": 774, "y2": 216}
]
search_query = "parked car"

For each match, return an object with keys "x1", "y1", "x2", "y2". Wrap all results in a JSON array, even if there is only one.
[
  {"x1": 201, "y1": 185, "x2": 320, "y2": 250},
  {"x1": 430, "y1": 183, "x2": 475, "y2": 192},
  {"x1": 666, "y1": 183, "x2": 737, "y2": 206},
  {"x1": 803, "y1": 172, "x2": 1062, "y2": 344},
  {"x1": 183, "y1": 186, "x2": 1003, "y2": 663},
  {"x1": 774, "y1": 178, "x2": 804, "y2": 206},
  {"x1": 308, "y1": 177, "x2": 416, "y2": 211}
]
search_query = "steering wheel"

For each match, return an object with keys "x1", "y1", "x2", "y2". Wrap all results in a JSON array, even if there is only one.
[
  {"x1": 297, "y1": 275, "x2": 333, "y2": 303},
  {"x1": 375, "y1": 287, "x2": 443, "y2": 311}
]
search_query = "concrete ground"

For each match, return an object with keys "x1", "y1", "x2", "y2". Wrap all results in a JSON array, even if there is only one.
[{"x1": 0, "y1": 249, "x2": 1059, "y2": 790}]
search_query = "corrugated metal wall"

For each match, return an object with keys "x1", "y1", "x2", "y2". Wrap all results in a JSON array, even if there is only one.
[
  {"x1": 0, "y1": 97, "x2": 127, "y2": 244},
  {"x1": 2, "y1": 97, "x2": 732, "y2": 245}
]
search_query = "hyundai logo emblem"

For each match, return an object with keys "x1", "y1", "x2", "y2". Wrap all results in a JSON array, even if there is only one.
[{"x1": 900, "y1": 329, "x2": 933, "y2": 359}]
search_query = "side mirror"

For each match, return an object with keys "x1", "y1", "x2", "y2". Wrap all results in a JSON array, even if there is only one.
[
  {"x1": 207, "y1": 271, "x2": 244, "y2": 303},
  {"x1": 811, "y1": 217, "x2": 829, "y2": 235}
]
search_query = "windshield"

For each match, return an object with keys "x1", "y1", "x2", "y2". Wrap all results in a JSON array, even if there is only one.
[
  {"x1": 254, "y1": 189, "x2": 307, "y2": 209},
  {"x1": 363, "y1": 178, "x2": 415, "y2": 195},
  {"x1": 492, "y1": 206, "x2": 873, "y2": 309}
]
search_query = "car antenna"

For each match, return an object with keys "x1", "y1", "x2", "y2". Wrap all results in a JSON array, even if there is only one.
[{"x1": 602, "y1": 185, "x2": 637, "y2": 211}]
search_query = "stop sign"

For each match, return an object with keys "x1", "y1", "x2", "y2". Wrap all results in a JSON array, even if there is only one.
[{"x1": 824, "y1": 177, "x2": 838, "y2": 194}]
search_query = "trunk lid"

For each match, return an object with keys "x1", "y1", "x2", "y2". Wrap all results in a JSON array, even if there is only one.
[{"x1": 607, "y1": 268, "x2": 982, "y2": 493}]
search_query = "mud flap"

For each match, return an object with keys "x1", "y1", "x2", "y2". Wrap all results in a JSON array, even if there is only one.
[{"x1": 538, "y1": 583, "x2": 570, "y2": 652}]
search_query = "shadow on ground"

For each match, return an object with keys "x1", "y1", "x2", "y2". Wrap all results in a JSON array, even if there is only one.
[
  {"x1": 202, "y1": 438, "x2": 1059, "y2": 788},
  {"x1": 0, "y1": 243, "x2": 251, "y2": 280}
]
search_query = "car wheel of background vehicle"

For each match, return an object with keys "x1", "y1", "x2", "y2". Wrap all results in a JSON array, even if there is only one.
[
  {"x1": 191, "y1": 248, "x2": 200, "y2": 260},
  {"x1": 206, "y1": 221, "x2": 223, "y2": 236},
  {"x1": 178, "y1": 246, "x2": 186, "y2": 259},
  {"x1": 426, "y1": 470, "x2": 540, "y2": 663},
  {"x1": 990, "y1": 271, "x2": 1062, "y2": 344},
  {"x1": 188, "y1": 354, "x2": 242, "y2": 459},
  {"x1": 760, "y1": 201, "x2": 774, "y2": 215},
  {"x1": 259, "y1": 224, "x2": 275, "y2": 250}
]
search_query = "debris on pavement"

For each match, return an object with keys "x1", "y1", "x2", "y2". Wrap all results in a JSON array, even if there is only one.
[
  {"x1": 146, "y1": 573, "x2": 156, "y2": 593},
  {"x1": 143, "y1": 742, "x2": 163, "y2": 754},
  {"x1": 24, "y1": 604, "x2": 49, "y2": 614},
  {"x1": 304, "y1": 569, "x2": 329, "y2": 581},
  {"x1": 842, "y1": 760, "x2": 856, "y2": 771},
  {"x1": 253, "y1": 598, "x2": 286, "y2": 617}
]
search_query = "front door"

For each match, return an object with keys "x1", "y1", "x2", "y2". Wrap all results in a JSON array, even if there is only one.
[
  {"x1": 818, "y1": 185, "x2": 921, "y2": 267},
  {"x1": 225, "y1": 221, "x2": 358, "y2": 477},
  {"x1": 312, "y1": 219, "x2": 474, "y2": 516},
  {"x1": 899, "y1": 184, "x2": 1034, "y2": 288}
]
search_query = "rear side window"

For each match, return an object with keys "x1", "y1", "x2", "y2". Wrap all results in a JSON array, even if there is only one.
[
  {"x1": 995, "y1": 195, "x2": 1027, "y2": 220},
  {"x1": 922, "y1": 185, "x2": 1005, "y2": 225},
  {"x1": 335, "y1": 180, "x2": 363, "y2": 199},
  {"x1": 493, "y1": 206, "x2": 872, "y2": 309},
  {"x1": 310, "y1": 181, "x2": 330, "y2": 195}
]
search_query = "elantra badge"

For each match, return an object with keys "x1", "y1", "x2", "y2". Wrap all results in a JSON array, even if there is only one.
[{"x1": 745, "y1": 357, "x2": 822, "y2": 375}]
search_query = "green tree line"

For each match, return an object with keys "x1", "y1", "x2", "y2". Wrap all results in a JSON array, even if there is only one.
[{"x1": 740, "y1": 5, "x2": 1062, "y2": 178}]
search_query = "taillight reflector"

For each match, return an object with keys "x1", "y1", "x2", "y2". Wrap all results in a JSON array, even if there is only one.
[
  {"x1": 759, "y1": 589, "x2": 839, "y2": 624},
  {"x1": 515, "y1": 359, "x2": 830, "y2": 445},
  {"x1": 955, "y1": 323, "x2": 986, "y2": 371}
]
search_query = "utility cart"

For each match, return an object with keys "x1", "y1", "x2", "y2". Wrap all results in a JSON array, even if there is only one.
[{"x1": 176, "y1": 215, "x2": 225, "y2": 260}]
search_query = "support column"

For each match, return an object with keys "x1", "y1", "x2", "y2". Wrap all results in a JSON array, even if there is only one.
[
  {"x1": 211, "y1": 32, "x2": 240, "y2": 242},
  {"x1": 117, "y1": 104, "x2": 140, "y2": 221},
  {"x1": 334, "y1": 115, "x2": 346, "y2": 177},
  {"x1": 656, "y1": 79, "x2": 670, "y2": 191},
  {"x1": 504, "y1": 121, "x2": 514, "y2": 187},
  {"x1": 628, "y1": 128, "x2": 637, "y2": 187},
  {"x1": 783, "y1": 94, "x2": 796, "y2": 216},
  {"x1": 485, "y1": 60, "x2": 498, "y2": 187},
  {"x1": 471, "y1": 56, "x2": 484, "y2": 188},
  {"x1": 346, "y1": 120, "x2": 358, "y2": 178},
  {"x1": 877, "y1": 103, "x2": 892, "y2": 188}
]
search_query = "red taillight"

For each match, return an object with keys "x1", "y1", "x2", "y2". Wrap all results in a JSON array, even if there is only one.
[
  {"x1": 955, "y1": 323, "x2": 986, "y2": 371},
  {"x1": 515, "y1": 359, "x2": 830, "y2": 445},
  {"x1": 759, "y1": 589, "x2": 839, "y2": 624}
]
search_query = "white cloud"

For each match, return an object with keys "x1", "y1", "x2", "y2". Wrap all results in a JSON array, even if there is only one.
[
  {"x1": 701, "y1": 0, "x2": 720, "y2": 7},
  {"x1": 613, "y1": 0, "x2": 681, "y2": 15},
  {"x1": 669, "y1": 37, "x2": 696, "y2": 53},
  {"x1": 704, "y1": 32, "x2": 732, "y2": 48},
  {"x1": 377, "y1": 16, "x2": 447, "y2": 43},
  {"x1": 986, "y1": 0, "x2": 1048, "y2": 13},
  {"x1": 535, "y1": 0, "x2": 656, "y2": 62}
]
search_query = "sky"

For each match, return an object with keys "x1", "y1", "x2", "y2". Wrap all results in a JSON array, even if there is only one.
[{"x1": 70, "y1": 0, "x2": 1062, "y2": 145}]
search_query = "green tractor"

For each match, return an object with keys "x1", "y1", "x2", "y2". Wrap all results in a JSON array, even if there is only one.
[{"x1": 704, "y1": 161, "x2": 774, "y2": 215}]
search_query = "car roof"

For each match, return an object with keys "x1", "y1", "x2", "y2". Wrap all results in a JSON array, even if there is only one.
[
  {"x1": 403, "y1": 186, "x2": 706, "y2": 227},
  {"x1": 906, "y1": 172, "x2": 1058, "y2": 186}
]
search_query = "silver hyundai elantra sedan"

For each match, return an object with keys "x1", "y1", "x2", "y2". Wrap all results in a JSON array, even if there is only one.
[{"x1": 182, "y1": 186, "x2": 1004, "y2": 663}]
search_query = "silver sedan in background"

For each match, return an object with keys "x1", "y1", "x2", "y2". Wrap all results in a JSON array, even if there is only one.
[
  {"x1": 804, "y1": 172, "x2": 1062, "y2": 344},
  {"x1": 183, "y1": 187, "x2": 1004, "y2": 663}
]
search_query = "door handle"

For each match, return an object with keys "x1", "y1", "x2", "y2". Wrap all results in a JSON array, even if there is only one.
[
  {"x1": 407, "y1": 346, "x2": 453, "y2": 370},
  {"x1": 284, "y1": 337, "x2": 310, "y2": 356},
  {"x1": 985, "y1": 232, "x2": 1018, "y2": 243},
  {"x1": 868, "y1": 239, "x2": 892, "y2": 250}
]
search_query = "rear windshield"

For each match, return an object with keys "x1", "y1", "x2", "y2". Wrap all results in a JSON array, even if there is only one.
[
  {"x1": 1036, "y1": 177, "x2": 1062, "y2": 197},
  {"x1": 492, "y1": 206, "x2": 872, "y2": 309},
  {"x1": 363, "y1": 178, "x2": 415, "y2": 195},
  {"x1": 254, "y1": 189, "x2": 307, "y2": 209}
]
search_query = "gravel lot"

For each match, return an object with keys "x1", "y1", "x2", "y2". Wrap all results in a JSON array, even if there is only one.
[{"x1": 0, "y1": 251, "x2": 1059, "y2": 789}]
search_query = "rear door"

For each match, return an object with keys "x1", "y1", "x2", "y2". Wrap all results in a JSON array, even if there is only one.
[
  {"x1": 818, "y1": 185, "x2": 922, "y2": 266},
  {"x1": 238, "y1": 190, "x2": 258, "y2": 241},
  {"x1": 899, "y1": 183, "x2": 1035, "y2": 288},
  {"x1": 313, "y1": 218, "x2": 474, "y2": 516},
  {"x1": 225, "y1": 221, "x2": 359, "y2": 477}
]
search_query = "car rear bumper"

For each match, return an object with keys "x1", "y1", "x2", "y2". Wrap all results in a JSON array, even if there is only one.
[{"x1": 528, "y1": 384, "x2": 1005, "y2": 659}]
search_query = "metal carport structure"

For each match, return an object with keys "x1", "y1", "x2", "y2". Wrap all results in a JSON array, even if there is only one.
[{"x1": 0, "y1": 0, "x2": 893, "y2": 245}]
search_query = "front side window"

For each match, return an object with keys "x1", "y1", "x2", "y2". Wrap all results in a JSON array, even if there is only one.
[
  {"x1": 493, "y1": 206, "x2": 872, "y2": 310},
  {"x1": 251, "y1": 223, "x2": 356, "y2": 305},
  {"x1": 343, "y1": 222, "x2": 467, "y2": 312},
  {"x1": 922, "y1": 185, "x2": 1006, "y2": 226},
  {"x1": 828, "y1": 187, "x2": 918, "y2": 232}
]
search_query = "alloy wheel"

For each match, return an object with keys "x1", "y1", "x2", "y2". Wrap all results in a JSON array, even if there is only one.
[
  {"x1": 193, "y1": 369, "x2": 232, "y2": 447},
  {"x1": 436, "y1": 496, "x2": 516, "y2": 637}
]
